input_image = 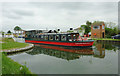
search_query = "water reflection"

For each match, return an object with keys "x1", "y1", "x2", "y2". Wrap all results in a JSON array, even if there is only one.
[
  {"x1": 26, "y1": 45, "x2": 94, "y2": 61},
  {"x1": 93, "y1": 42, "x2": 105, "y2": 58},
  {"x1": 8, "y1": 41, "x2": 119, "y2": 60},
  {"x1": 25, "y1": 41, "x2": 119, "y2": 60},
  {"x1": 96, "y1": 41, "x2": 120, "y2": 51},
  {"x1": 7, "y1": 41, "x2": 119, "y2": 74}
]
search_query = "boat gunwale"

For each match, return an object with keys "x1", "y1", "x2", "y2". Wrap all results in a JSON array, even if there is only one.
[{"x1": 25, "y1": 38, "x2": 94, "y2": 43}]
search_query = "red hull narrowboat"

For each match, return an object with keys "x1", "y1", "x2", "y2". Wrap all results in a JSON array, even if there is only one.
[
  {"x1": 25, "y1": 40, "x2": 94, "y2": 47},
  {"x1": 25, "y1": 30, "x2": 94, "y2": 47}
]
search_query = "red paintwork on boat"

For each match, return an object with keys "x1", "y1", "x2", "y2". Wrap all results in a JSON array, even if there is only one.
[
  {"x1": 35, "y1": 44, "x2": 94, "y2": 55},
  {"x1": 25, "y1": 40, "x2": 94, "y2": 47}
]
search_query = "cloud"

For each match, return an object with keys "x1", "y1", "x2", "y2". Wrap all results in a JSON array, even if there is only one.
[
  {"x1": 2, "y1": 3, "x2": 34, "y2": 20},
  {"x1": 1, "y1": 2, "x2": 118, "y2": 32},
  {"x1": 0, "y1": 0, "x2": 119, "y2": 2},
  {"x1": 3, "y1": 10, "x2": 22, "y2": 19},
  {"x1": 13, "y1": 9, "x2": 34, "y2": 16}
]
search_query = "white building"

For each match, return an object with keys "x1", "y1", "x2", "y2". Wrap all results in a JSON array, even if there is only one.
[{"x1": 74, "y1": 27, "x2": 85, "y2": 36}]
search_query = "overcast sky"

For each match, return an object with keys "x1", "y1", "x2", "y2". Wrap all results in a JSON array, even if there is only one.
[{"x1": 0, "y1": 2, "x2": 118, "y2": 32}]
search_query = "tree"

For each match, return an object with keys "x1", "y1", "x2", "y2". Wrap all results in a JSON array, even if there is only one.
[
  {"x1": 14, "y1": 26, "x2": 22, "y2": 31},
  {"x1": 105, "y1": 22, "x2": 116, "y2": 29},
  {"x1": 79, "y1": 27, "x2": 84, "y2": 33},
  {"x1": 113, "y1": 27, "x2": 118, "y2": 35},
  {"x1": 86, "y1": 21, "x2": 92, "y2": 26},
  {"x1": 105, "y1": 26, "x2": 118, "y2": 38},
  {"x1": 7, "y1": 30, "x2": 12, "y2": 37},
  {"x1": 105, "y1": 27, "x2": 113, "y2": 38},
  {"x1": 104, "y1": 21, "x2": 118, "y2": 38},
  {"x1": 7, "y1": 30, "x2": 11, "y2": 34},
  {"x1": 81, "y1": 21, "x2": 92, "y2": 34},
  {"x1": 118, "y1": 30, "x2": 120, "y2": 34},
  {"x1": 14, "y1": 26, "x2": 22, "y2": 35},
  {"x1": 1, "y1": 31, "x2": 5, "y2": 37}
]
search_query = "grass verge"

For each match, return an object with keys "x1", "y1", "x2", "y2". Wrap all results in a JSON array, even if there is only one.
[
  {"x1": 0, "y1": 52, "x2": 2, "y2": 76},
  {"x1": 1, "y1": 38, "x2": 36, "y2": 75},
  {"x1": 2, "y1": 53, "x2": 36, "y2": 75},
  {"x1": 92, "y1": 38, "x2": 120, "y2": 41},
  {"x1": 1, "y1": 38, "x2": 29, "y2": 50}
]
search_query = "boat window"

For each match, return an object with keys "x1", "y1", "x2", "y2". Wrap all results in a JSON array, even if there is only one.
[
  {"x1": 39, "y1": 35, "x2": 41, "y2": 38},
  {"x1": 33, "y1": 35, "x2": 35, "y2": 38},
  {"x1": 26, "y1": 34, "x2": 29, "y2": 38},
  {"x1": 70, "y1": 34, "x2": 79, "y2": 41},
  {"x1": 40, "y1": 35, "x2": 44, "y2": 40},
  {"x1": 68, "y1": 34, "x2": 72, "y2": 41},
  {"x1": 41, "y1": 35, "x2": 43, "y2": 38},
  {"x1": 49, "y1": 35, "x2": 53, "y2": 40},
  {"x1": 55, "y1": 35, "x2": 59, "y2": 41},
  {"x1": 68, "y1": 35, "x2": 71, "y2": 36},
  {"x1": 45, "y1": 35, "x2": 48, "y2": 40},
  {"x1": 73, "y1": 34, "x2": 77, "y2": 41},
  {"x1": 61, "y1": 35, "x2": 66, "y2": 41},
  {"x1": 36, "y1": 35, "x2": 39, "y2": 38},
  {"x1": 36, "y1": 36, "x2": 37, "y2": 38}
]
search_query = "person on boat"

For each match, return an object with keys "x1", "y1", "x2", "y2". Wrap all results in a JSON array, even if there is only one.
[
  {"x1": 77, "y1": 36, "x2": 83, "y2": 41},
  {"x1": 83, "y1": 35, "x2": 88, "y2": 40}
]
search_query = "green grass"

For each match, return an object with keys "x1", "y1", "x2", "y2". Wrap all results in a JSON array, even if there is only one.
[
  {"x1": 92, "y1": 38, "x2": 120, "y2": 41},
  {"x1": 1, "y1": 38, "x2": 29, "y2": 50},
  {"x1": 0, "y1": 38, "x2": 36, "y2": 75},
  {"x1": 2, "y1": 53, "x2": 36, "y2": 75},
  {"x1": 0, "y1": 52, "x2": 1, "y2": 76}
]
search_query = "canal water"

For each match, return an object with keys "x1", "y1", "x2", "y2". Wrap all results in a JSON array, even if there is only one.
[{"x1": 8, "y1": 38, "x2": 119, "y2": 74}]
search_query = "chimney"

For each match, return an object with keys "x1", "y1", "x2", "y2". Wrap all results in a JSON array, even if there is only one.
[{"x1": 70, "y1": 28, "x2": 73, "y2": 30}]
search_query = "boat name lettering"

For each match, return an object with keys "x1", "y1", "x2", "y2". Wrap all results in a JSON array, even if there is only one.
[{"x1": 75, "y1": 43, "x2": 90, "y2": 44}]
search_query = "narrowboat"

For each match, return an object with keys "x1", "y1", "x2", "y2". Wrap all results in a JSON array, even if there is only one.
[{"x1": 25, "y1": 30, "x2": 94, "y2": 47}]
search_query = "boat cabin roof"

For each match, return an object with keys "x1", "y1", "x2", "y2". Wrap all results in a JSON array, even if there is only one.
[
  {"x1": 25, "y1": 30, "x2": 79, "y2": 36},
  {"x1": 36, "y1": 33, "x2": 79, "y2": 35}
]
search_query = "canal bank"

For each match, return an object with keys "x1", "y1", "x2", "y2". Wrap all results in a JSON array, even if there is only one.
[
  {"x1": 1, "y1": 38, "x2": 34, "y2": 53},
  {"x1": 2, "y1": 43, "x2": 34, "y2": 54},
  {"x1": 92, "y1": 38, "x2": 120, "y2": 43},
  {"x1": 2, "y1": 53, "x2": 35, "y2": 75},
  {"x1": 1, "y1": 38, "x2": 35, "y2": 75}
]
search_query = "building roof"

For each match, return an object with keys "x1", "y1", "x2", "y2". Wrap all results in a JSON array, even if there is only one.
[{"x1": 92, "y1": 21, "x2": 104, "y2": 26}]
